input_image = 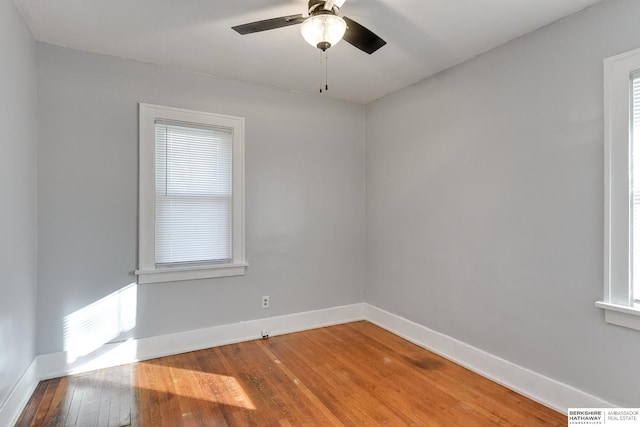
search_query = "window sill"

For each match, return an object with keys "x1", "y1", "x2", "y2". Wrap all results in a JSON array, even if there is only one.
[
  {"x1": 136, "y1": 262, "x2": 248, "y2": 284},
  {"x1": 595, "y1": 301, "x2": 640, "y2": 331}
]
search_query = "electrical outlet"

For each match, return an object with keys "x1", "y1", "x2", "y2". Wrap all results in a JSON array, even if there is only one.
[
  {"x1": 261, "y1": 329, "x2": 269, "y2": 339},
  {"x1": 261, "y1": 295, "x2": 269, "y2": 308}
]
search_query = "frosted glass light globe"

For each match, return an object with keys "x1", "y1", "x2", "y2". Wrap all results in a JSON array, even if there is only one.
[{"x1": 300, "y1": 14, "x2": 347, "y2": 51}]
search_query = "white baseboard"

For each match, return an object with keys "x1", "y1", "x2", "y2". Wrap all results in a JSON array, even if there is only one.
[
  {"x1": 0, "y1": 359, "x2": 39, "y2": 427},
  {"x1": 364, "y1": 304, "x2": 614, "y2": 413},
  {"x1": 37, "y1": 302, "x2": 366, "y2": 380},
  {"x1": 2, "y1": 301, "x2": 617, "y2": 424}
]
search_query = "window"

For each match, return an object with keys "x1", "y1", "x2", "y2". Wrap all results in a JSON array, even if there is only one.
[
  {"x1": 633, "y1": 76, "x2": 640, "y2": 303},
  {"x1": 136, "y1": 104, "x2": 246, "y2": 284},
  {"x1": 597, "y1": 48, "x2": 640, "y2": 330}
]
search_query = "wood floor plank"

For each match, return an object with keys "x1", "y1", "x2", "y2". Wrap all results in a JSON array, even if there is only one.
[
  {"x1": 154, "y1": 357, "x2": 183, "y2": 427},
  {"x1": 74, "y1": 370, "x2": 102, "y2": 427},
  {"x1": 118, "y1": 364, "x2": 132, "y2": 427},
  {"x1": 14, "y1": 381, "x2": 48, "y2": 427},
  {"x1": 15, "y1": 321, "x2": 567, "y2": 426},
  {"x1": 106, "y1": 365, "x2": 125, "y2": 427},
  {"x1": 135, "y1": 359, "x2": 164, "y2": 427},
  {"x1": 41, "y1": 376, "x2": 72, "y2": 427},
  {"x1": 63, "y1": 374, "x2": 86, "y2": 427},
  {"x1": 97, "y1": 367, "x2": 115, "y2": 426},
  {"x1": 128, "y1": 365, "x2": 140, "y2": 427},
  {"x1": 30, "y1": 378, "x2": 60, "y2": 427}
]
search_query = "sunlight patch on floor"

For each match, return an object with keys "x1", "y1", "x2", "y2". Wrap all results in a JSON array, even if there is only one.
[{"x1": 137, "y1": 364, "x2": 256, "y2": 410}]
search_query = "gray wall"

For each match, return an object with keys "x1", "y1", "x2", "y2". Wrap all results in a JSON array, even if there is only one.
[
  {"x1": 366, "y1": 0, "x2": 640, "y2": 406},
  {"x1": 36, "y1": 44, "x2": 366, "y2": 355},
  {"x1": 0, "y1": 0, "x2": 38, "y2": 406}
]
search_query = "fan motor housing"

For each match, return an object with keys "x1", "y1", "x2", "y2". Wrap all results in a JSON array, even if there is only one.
[{"x1": 308, "y1": 0, "x2": 338, "y2": 16}]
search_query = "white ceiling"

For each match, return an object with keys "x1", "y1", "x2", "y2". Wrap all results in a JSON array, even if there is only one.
[{"x1": 17, "y1": 0, "x2": 602, "y2": 104}]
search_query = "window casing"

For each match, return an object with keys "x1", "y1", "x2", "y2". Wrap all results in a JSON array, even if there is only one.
[
  {"x1": 136, "y1": 104, "x2": 246, "y2": 284},
  {"x1": 631, "y1": 75, "x2": 640, "y2": 303},
  {"x1": 597, "y1": 48, "x2": 640, "y2": 330}
]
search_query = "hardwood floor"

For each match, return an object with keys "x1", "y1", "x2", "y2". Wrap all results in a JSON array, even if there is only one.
[{"x1": 16, "y1": 321, "x2": 566, "y2": 426}]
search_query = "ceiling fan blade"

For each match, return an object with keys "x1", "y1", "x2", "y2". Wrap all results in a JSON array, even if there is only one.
[
  {"x1": 232, "y1": 14, "x2": 305, "y2": 35},
  {"x1": 342, "y1": 16, "x2": 386, "y2": 54}
]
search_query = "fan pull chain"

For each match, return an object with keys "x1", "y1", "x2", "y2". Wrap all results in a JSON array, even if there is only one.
[
  {"x1": 325, "y1": 51, "x2": 329, "y2": 92},
  {"x1": 319, "y1": 50, "x2": 323, "y2": 93},
  {"x1": 319, "y1": 50, "x2": 329, "y2": 93}
]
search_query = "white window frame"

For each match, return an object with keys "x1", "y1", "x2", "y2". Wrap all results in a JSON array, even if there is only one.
[
  {"x1": 136, "y1": 103, "x2": 247, "y2": 284},
  {"x1": 597, "y1": 48, "x2": 640, "y2": 331}
]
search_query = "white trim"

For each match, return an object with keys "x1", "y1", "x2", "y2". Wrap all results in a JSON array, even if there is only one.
[
  {"x1": 603, "y1": 49, "x2": 640, "y2": 307},
  {"x1": 596, "y1": 301, "x2": 640, "y2": 331},
  {"x1": 364, "y1": 304, "x2": 615, "y2": 414},
  {"x1": 601, "y1": 48, "x2": 640, "y2": 328},
  {"x1": 137, "y1": 103, "x2": 246, "y2": 284},
  {"x1": 0, "y1": 360, "x2": 39, "y2": 427},
  {"x1": 135, "y1": 263, "x2": 249, "y2": 284},
  {"x1": 36, "y1": 303, "x2": 366, "y2": 380}
]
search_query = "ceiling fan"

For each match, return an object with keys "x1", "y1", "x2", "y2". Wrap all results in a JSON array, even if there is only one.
[{"x1": 232, "y1": 0, "x2": 386, "y2": 54}]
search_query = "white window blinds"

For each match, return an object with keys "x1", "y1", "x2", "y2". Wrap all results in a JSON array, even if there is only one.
[
  {"x1": 632, "y1": 75, "x2": 640, "y2": 301},
  {"x1": 154, "y1": 121, "x2": 233, "y2": 267}
]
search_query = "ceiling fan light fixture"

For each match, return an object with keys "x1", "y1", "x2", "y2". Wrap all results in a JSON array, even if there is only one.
[{"x1": 300, "y1": 14, "x2": 347, "y2": 51}]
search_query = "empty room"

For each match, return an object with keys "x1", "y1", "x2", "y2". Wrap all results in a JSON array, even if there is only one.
[{"x1": 2, "y1": 0, "x2": 640, "y2": 425}]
